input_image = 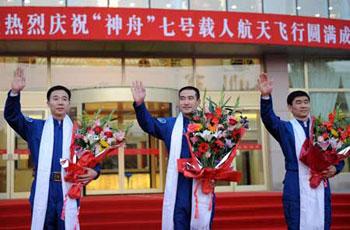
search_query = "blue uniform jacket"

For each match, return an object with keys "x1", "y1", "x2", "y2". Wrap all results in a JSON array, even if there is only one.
[
  {"x1": 134, "y1": 102, "x2": 215, "y2": 229},
  {"x1": 260, "y1": 97, "x2": 344, "y2": 230},
  {"x1": 4, "y1": 92, "x2": 100, "y2": 222}
]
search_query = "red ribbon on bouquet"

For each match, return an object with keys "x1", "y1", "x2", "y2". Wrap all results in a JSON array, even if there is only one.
[
  {"x1": 63, "y1": 123, "x2": 118, "y2": 199},
  {"x1": 178, "y1": 133, "x2": 242, "y2": 218},
  {"x1": 300, "y1": 117, "x2": 343, "y2": 188}
]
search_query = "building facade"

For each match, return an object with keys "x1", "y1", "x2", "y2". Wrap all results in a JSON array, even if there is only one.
[{"x1": 0, "y1": 0, "x2": 349, "y2": 199}]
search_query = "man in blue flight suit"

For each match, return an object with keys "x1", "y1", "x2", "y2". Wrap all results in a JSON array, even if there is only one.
[
  {"x1": 4, "y1": 67, "x2": 100, "y2": 230},
  {"x1": 258, "y1": 73, "x2": 344, "y2": 230},
  {"x1": 131, "y1": 81, "x2": 215, "y2": 230}
]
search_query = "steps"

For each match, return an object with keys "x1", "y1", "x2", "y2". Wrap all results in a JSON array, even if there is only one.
[{"x1": 0, "y1": 192, "x2": 349, "y2": 229}]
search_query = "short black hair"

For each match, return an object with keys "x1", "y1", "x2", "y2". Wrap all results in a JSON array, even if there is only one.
[
  {"x1": 47, "y1": 85, "x2": 71, "y2": 101},
  {"x1": 178, "y1": 86, "x2": 200, "y2": 100},
  {"x1": 287, "y1": 90, "x2": 310, "y2": 105}
]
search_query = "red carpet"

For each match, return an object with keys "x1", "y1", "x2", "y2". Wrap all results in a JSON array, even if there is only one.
[{"x1": 1, "y1": 192, "x2": 349, "y2": 229}]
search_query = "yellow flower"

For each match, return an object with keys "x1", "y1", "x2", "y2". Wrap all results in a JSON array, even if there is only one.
[
  {"x1": 100, "y1": 139, "x2": 109, "y2": 148},
  {"x1": 331, "y1": 129, "x2": 338, "y2": 137}
]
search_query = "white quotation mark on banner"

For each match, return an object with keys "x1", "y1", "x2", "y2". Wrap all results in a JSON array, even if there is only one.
[
  {"x1": 147, "y1": 15, "x2": 155, "y2": 23},
  {"x1": 93, "y1": 13, "x2": 102, "y2": 21}
]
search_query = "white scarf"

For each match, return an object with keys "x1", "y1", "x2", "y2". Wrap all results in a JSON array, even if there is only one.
[
  {"x1": 290, "y1": 118, "x2": 324, "y2": 230},
  {"x1": 162, "y1": 113, "x2": 212, "y2": 230},
  {"x1": 31, "y1": 115, "x2": 79, "y2": 230}
]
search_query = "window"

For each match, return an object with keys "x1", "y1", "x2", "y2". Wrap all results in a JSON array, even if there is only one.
[
  {"x1": 195, "y1": 58, "x2": 261, "y2": 91},
  {"x1": 288, "y1": 58, "x2": 305, "y2": 88},
  {"x1": 264, "y1": 0, "x2": 296, "y2": 15},
  {"x1": 0, "y1": 0, "x2": 22, "y2": 6},
  {"x1": 227, "y1": 0, "x2": 262, "y2": 13},
  {"x1": 0, "y1": 57, "x2": 47, "y2": 91},
  {"x1": 329, "y1": 0, "x2": 350, "y2": 19},
  {"x1": 51, "y1": 58, "x2": 122, "y2": 89},
  {"x1": 124, "y1": 58, "x2": 193, "y2": 89},
  {"x1": 288, "y1": 57, "x2": 350, "y2": 172},
  {"x1": 109, "y1": 0, "x2": 149, "y2": 8},
  {"x1": 67, "y1": 0, "x2": 107, "y2": 7},
  {"x1": 297, "y1": 0, "x2": 328, "y2": 18},
  {"x1": 151, "y1": 0, "x2": 188, "y2": 9},
  {"x1": 24, "y1": 0, "x2": 65, "y2": 6},
  {"x1": 190, "y1": 0, "x2": 226, "y2": 11}
]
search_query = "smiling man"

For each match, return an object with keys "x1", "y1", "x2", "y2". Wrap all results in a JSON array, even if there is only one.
[
  {"x1": 131, "y1": 81, "x2": 215, "y2": 230},
  {"x1": 4, "y1": 67, "x2": 100, "y2": 230},
  {"x1": 258, "y1": 73, "x2": 344, "y2": 230}
]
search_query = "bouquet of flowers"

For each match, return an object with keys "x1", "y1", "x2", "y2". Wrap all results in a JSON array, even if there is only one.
[
  {"x1": 61, "y1": 110, "x2": 130, "y2": 199},
  {"x1": 178, "y1": 90, "x2": 248, "y2": 197},
  {"x1": 300, "y1": 106, "x2": 350, "y2": 188}
]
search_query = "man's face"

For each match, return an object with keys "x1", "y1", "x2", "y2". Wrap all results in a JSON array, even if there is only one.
[
  {"x1": 47, "y1": 90, "x2": 70, "y2": 120},
  {"x1": 288, "y1": 96, "x2": 310, "y2": 120},
  {"x1": 179, "y1": 89, "x2": 200, "y2": 117}
]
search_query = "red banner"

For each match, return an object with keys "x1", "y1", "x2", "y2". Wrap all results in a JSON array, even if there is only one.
[{"x1": 0, "y1": 7, "x2": 349, "y2": 49}]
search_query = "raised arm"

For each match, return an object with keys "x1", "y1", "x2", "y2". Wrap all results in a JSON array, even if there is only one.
[
  {"x1": 4, "y1": 67, "x2": 30, "y2": 141},
  {"x1": 258, "y1": 73, "x2": 284, "y2": 142},
  {"x1": 131, "y1": 81, "x2": 169, "y2": 140}
]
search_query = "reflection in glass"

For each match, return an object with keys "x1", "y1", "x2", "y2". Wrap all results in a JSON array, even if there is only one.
[
  {"x1": 236, "y1": 111, "x2": 264, "y2": 185},
  {"x1": 288, "y1": 58, "x2": 305, "y2": 88},
  {"x1": 227, "y1": 0, "x2": 262, "y2": 13},
  {"x1": 14, "y1": 111, "x2": 45, "y2": 193},
  {"x1": 190, "y1": 0, "x2": 226, "y2": 11},
  {"x1": 0, "y1": 57, "x2": 47, "y2": 91},
  {"x1": 195, "y1": 58, "x2": 261, "y2": 91},
  {"x1": 0, "y1": 0, "x2": 22, "y2": 6},
  {"x1": 264, "y1": 0, "x2": 296, "y2": 15},
  {"x1": 297, "y1": 0, "x2": 328, "y2": 17},
  {"x1": 24, "y1": 0, "x2": 65, "y2": 6},
  {"x1": 0, "y1": 116, "x2": 7, "y2": 193},
  {"x1": 151, "y1": 0, "x2": 188, "y2": 9},
  {"x1": 125, "y1": 58, "x2": 193, "y2": 89},
  {"x1": 109, "y1": 0, "x2": 148, "y2": 8},
  {"x1": 329, "y1": 0, "x2": 350, "y2": 19},
  {"x1": 84, "y1": 101, "x2": 170, "y2": 191},
  {"x1": 51, "y1": 58, "x2": 122, "y2": 89},
  {"x1": 216, "y1": 110, "x2": 264, "y2": 187},
  {"x1": 68, "y1": 0, "x2": 107, "y2": 6},
  {"x1": 307, "y1": 59, "x2": 349, "y2": 89}
]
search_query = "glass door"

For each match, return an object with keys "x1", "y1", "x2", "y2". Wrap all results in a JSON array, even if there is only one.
[
  {"x1": 11, "y1": 110, "x2": 47, "y2": 198},
  {"x1": 84, "y1": 101, "x2": 171, "y2": 194},
  {"x1": 215, "y1": 109, "x2": 267, "y2": 192},
  {"x1": 1, "y1": 109, "x2": 47, "y2": 199},
  {"x1": 0, "y1": 111, "x2": 9, "y2": 199}
]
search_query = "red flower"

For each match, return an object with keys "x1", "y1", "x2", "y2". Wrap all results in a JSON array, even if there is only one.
[
  {"x1": 211, "y1": 116, "x2": 219, "y2": 125},
  {"x1": 205, "y1": 113, "x2": 214, "y2": 120},
  {"x1": 198, "y1": 143, "x2": 209, "y2": 153},
  {"x1": 229, "y1": 117, "x2": 237, "y2": 126},
  {"x1": 328, "y1": 111, "x2": 335, "y2": 124},
  {"x1": 93, "y1": 126, "x2": 103, "y2": 134},
  {"x1": 215, "y1": 108, "x2": 222, "y2": 117},
  {"x1": 323, "y1": 122, "x2": 333, "y2": 130},
  {"x1": 215, "y1": 139, "x2": 225, "y2": 148},
  {"x1": 104, "y1": 131, "x2": 113, "y2": 138},
  {"x1": 340, "y1": 131, "x2": 347, "y2": 141},
  {"x1": 193, "y1": 116, "x2": 201, "y2": 122},
  {"x1": 232, "y1": 129, "x2": 242, "y2": 141},
  {"x1": 322, "y1": 132, "x2": 329, "y2": 139}
]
